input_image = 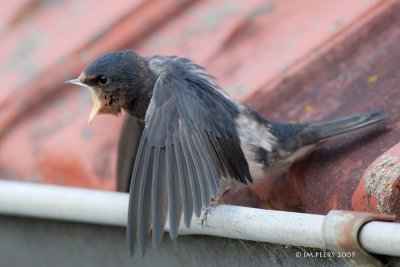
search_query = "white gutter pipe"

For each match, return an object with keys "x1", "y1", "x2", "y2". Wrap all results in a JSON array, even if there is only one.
[{"x1": 0, "y1": 180, "x2": 398, "y2": 258}]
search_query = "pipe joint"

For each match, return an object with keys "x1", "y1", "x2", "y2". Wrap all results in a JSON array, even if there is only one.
[{"x1": 323, "y1": 210, "x2": 396, "y2": 266}]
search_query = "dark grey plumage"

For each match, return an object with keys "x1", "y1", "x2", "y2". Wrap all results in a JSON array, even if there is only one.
[
  {"x1": 68, "y1": 51, "x2": 387, "y2": 256},
  {"x1": 127, "y1": 69, "x2": 253, "y2": 254}
]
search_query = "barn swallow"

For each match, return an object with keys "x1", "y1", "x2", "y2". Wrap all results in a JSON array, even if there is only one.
[{"x1": 67, "y1": 51, "x2": 387, "y2": 256}]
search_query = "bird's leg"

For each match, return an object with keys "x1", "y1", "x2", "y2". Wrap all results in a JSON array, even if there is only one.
[{"x1": 201, "y1": 189, "x2": 230, "y2": 227}]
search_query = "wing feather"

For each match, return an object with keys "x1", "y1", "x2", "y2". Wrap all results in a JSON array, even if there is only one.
[
  {"x1": 151, "y1": 146, "x2": 168, "y2": 247},
  {"x1": 137, "y1": 144, "x2": 153, "y2": 255},
  {"x1": 179, "y1": 128, "x2": 203, "y2": 217},
  {"x1": 183, "y1": 129, "x2": 210, "y2": 208},
  {"x1": 190, "y1": 131, "x2": 218, "y2": 198},
  {"x1": 127, "y1": 133, "x2": 147, "y2": 255},
  {"x1": 166, "y1": 140, "x2": 182, "y2": 239},
  {"x1": 173, "y1": 132, "x2": 193, "y2": 227},
  {"x1": 197, "y1": 131, "x2": 221, "y2": 193}
]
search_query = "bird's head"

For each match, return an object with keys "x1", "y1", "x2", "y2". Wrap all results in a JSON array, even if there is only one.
[{"x1": 66, "y1": 51, "x2": 154, "y2": 124}]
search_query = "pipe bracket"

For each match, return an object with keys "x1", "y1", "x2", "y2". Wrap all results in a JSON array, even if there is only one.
[{"x1": 323, "y1": 210, "x2": 396, "y2": 266}]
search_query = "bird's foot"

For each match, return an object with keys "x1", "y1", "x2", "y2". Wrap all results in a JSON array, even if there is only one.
[
  {"x1": 201, "y1": 189, "x2": 230, "y2": 227},
  {"x1": 201, "y1": 200, "x2": 217, "y2": 227}
]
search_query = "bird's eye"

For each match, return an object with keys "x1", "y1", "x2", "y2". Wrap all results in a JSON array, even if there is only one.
[{"x1": 97, "y1": 75, "x2": 108, "y2": 86}]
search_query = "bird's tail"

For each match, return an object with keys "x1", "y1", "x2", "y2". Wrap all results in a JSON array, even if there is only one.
[{"x1": 301, "y1": 110, "x2": 387, "y2": 145}]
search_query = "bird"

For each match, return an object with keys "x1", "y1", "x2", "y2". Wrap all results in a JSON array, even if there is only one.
[{"x1": 66, "y1": 50, "x2": 387, "y2": 256}]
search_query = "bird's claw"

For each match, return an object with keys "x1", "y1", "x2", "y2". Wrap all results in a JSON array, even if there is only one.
[
  {"x1": 201, "y1": 201, "x2": 217, "y2": 227},
  {"x1": 200, "y1": 190, "x2": 229, "y2": 227}
]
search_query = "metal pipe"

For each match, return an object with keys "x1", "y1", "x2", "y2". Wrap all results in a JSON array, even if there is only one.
[
  {"x1": 0, "y1": 180, "x2": 398, "y2": 257},
  {"x1": 0, "y1": 180, "x2": 127, "y2": 226},
  {"x1": 179, "y1": 205, "x2": 326, "y2": 249},
  {"x1": 359, "y1": 221, "x2": 400, "y2": 257}
]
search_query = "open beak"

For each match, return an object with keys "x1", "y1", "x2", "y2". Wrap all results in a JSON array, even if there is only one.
[
  {"x1": 66, "y1": 77, "x2": 119, "y2": 125},
  {"x1": 88, "y1": 90, "x2": 104, "y2": 125},
  {"x1": 66, "y1": 78, "x2": 103, "y2": 124}
]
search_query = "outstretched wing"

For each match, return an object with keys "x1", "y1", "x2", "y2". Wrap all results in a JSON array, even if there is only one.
[{"x1": 127, "y1": 72, "x2": 252, "y2": 255}]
